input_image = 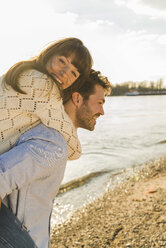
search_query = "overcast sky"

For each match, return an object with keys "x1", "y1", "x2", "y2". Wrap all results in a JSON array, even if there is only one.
[{"x1": 0, "y1": 0, "x2": 166, "y2": 84}]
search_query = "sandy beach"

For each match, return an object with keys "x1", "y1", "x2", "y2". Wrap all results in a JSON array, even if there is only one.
[{"x1": 51, "y1": 157, "x2": 166, "y2": 248}]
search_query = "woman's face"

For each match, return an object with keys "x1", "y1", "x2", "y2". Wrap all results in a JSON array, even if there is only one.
[{"x1": 46, "y1": 55, "x2": 80, "y2": 89}]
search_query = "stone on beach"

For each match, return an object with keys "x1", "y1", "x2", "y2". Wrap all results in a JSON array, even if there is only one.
[{"x1": 51, "y1": 157, "x2": 166, "y2": 248}]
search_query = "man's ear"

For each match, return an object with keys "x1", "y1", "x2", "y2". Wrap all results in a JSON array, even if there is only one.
[{"x1": 72, "y1": 92, "x2": 83, "y2": 107}]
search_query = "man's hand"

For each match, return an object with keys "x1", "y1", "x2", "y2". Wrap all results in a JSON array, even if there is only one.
[{"x1": 0, "y1": 197, "x2": 1, "y2": 209}]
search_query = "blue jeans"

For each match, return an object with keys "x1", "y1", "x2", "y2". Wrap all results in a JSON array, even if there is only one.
[{"x1": 0, "y1": 203, "x2": 37, "y2": 248}]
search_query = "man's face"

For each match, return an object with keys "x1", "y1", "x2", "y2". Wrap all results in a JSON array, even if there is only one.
[{"x1": 76, "y1": 85, "x2": 105, "y2": 131}]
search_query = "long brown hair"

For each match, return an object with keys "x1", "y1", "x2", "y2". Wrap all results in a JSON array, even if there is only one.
[{"x1": 3, "y1": 37, "x2": 93, "y2": 94}]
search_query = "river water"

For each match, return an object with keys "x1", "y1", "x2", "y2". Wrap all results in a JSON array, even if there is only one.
[{"x1": 51, "y1": 95, "x2": 166, "y2": 226}]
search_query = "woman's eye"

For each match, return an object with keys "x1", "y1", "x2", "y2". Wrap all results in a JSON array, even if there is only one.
[
  {"x1": 72, "y1": 71, "x2": 77, "y2": 77},
  {"x1": 59, "y1": 58, "x2": 65, "y2": 65}
]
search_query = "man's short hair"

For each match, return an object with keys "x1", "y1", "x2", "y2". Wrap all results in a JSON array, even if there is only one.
[
  {"x1": 77, "y1": 69, "x2": 111, "y2": 100},
  {"x1": 63, "y1": 69, "x2": 111, "y2": 103}
]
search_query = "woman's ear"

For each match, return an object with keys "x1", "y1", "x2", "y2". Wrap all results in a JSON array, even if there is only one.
[{"x1": 72, "y1": 92, "x2": 83, "y2": 107}]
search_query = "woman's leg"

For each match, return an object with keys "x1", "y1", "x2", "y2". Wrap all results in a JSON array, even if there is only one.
[{"x1": 0, "y1": 203, "x2": 38, "y2": 248}]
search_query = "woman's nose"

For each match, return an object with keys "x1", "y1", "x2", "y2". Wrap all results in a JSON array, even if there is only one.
[
  {"x1": 60, "y1": 70, "x2": 65, "y2": 76},
  {"x1": 63, "y1": 65, "x2": 70, "y2": 73},
  {"x1": 60, "y1": 67, "x2": 69, "y2": 77}
]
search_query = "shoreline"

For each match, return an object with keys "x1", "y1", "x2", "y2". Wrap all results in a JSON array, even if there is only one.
[{"x1": 51, "y1": 157, "x2": 166, "y2": 248}]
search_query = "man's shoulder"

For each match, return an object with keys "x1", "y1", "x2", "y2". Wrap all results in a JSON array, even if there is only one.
[
  {"x1": 18, "y1": 124, "x2": 66, "y2": 144},
  {"x1": 17, "y1": 124, "x2": 68, "y2": 162},
  {"x1": 13, "y1": 124, "x2": 68, "y2": 167}
]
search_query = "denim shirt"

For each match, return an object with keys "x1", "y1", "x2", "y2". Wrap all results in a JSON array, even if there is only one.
[{"x1": 0, "y1": 124, "x2": 68, "y2": 248}]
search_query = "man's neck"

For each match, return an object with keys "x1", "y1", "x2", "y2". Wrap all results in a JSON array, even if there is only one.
[{"x1": 64, "y1": 100, "x2": 77, "y2": 129}]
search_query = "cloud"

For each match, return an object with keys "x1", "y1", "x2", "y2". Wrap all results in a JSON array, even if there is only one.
[
  {"x1": 47, "y1": 0, "x2": 166, "y2": 36},
  {"x1": 0, "y1": 0, "x2": 165, "y2": 84},
  {"x1": 125, "y1": 0, "x2": 166, "y2": 19},
  {"x1": 48, "y1": 0, "x2": 117, "y2": 20},
  {"x1": 114, "y1": 0, "x2": 126, "y2": 6},
  {"x1": 140, "y1": 0, "x2": 166, "y2": 10}
]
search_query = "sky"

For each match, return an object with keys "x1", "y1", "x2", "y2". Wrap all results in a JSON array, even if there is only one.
[{"x1": 0, "y1": 0, "x2": 166, "y2": 85}]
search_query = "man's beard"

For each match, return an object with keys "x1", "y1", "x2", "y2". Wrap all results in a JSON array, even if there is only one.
[{"x1": 76, "y1": 102, "x2": 96, "y2": 131}]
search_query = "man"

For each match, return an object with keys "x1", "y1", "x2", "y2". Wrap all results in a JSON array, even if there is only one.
[
  {"x1": 0, "y1": 70, "x2": 111, "y2": 248},
  {"x1": 64, "y1": 69, "x2": 110, "y2": 131}
]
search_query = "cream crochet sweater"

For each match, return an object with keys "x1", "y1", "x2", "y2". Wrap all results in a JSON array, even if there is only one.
[{"x1": 0, "y1": 69, "x2": 81, "y2": 160}]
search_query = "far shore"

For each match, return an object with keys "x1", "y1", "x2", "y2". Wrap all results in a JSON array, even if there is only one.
[{"x1": 51, "y1": 156, "x2": 166, "y2": 248}]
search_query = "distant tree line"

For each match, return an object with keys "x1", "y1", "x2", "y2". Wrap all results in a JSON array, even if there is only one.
[{"x1": 110, "y1": 78, "x2": 166, "y2": 96}]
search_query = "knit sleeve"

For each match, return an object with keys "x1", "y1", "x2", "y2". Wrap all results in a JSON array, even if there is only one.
[
  {"x1": 17, "y1": 70, "x2": 82, "y2": 160},
  {"x1": 38, "y1": 103, "x2": 82, "y2": 160}
]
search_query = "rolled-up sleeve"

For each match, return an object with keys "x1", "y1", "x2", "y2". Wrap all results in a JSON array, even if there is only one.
[{"x1": 0, "y1": 134, "x2": 68, "y2": 200}]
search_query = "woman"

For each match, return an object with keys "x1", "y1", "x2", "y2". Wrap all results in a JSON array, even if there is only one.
[
  {"x1": 0, "y1": 37, "x2": 93, "y2": 247},
  {"x1": 0, "y1": 37, "x2": 93, "y2": 160}
]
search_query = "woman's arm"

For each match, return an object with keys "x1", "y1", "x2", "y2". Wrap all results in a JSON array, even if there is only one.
[
  {"x1": 18, "y1": 70, "x2": 81, "y2": 160},
  {"x1": 2, "y1": 70, "x2": 81, "y2": 160}
]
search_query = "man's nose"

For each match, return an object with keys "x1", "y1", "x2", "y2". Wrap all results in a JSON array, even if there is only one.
[{"x1": 100, "y1": 107, "x2": 104, "y2": 115}]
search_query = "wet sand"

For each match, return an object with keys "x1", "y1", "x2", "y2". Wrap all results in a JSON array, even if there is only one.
[{"x1": 51, "y1": 157, "x2": 166, "y2": 248}]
